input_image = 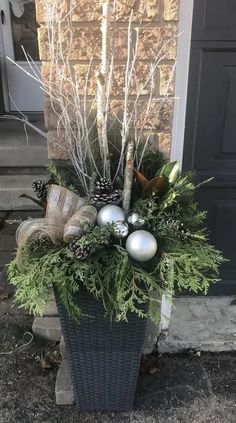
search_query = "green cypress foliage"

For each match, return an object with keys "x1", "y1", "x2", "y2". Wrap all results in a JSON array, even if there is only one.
[{"x1": 8, "y1": 172, "x2": 226, "y2": 322}]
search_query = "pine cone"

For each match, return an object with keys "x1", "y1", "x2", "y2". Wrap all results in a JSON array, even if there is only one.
[
  {"x1": 165, "y1": 219, "x2": 190, "y2": 241},
  {"x1": 94, "y1": 177, "x2": 112, "y2": 194},
  {"x1": 69, "y1": 239, "x2": 93, "y2": 261},
  {"x1": 32, "y1": 180, "x2": 48, "y2": 201},
  {"x1": 90, "y1": 176, "x2": 122, "y2": 206},
  {"x1": 91, "y1": 189, "x2": 122, "y2": 206},
  {"x1": 178, "y1": 223, "x2": 190, "y2": 241}
]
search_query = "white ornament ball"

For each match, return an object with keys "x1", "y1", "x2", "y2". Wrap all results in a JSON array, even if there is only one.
[
  {"x1": 126, "y1": 230, "x2": 157, "y2": 262},
  {"x1": 97, "y1": 205, "x2": 125, "y2": 226},
  {"x1": 113, "y1": 221, "x2": 129, "y2": 239}
]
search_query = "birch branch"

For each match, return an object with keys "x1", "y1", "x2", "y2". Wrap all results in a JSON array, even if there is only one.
[
  {"x1": 122, "y1": 139, "x2": 135, "y2": 215},
  {"x1": 97, "y1": 0, "x2": 111, "y2": 179}
]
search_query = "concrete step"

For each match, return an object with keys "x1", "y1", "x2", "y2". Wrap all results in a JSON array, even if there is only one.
[
  {"x1": 0, "y1": 251, "x2": 15, "y2": 267},
  {"x1": 32, "y1": 317, "x2": 62, "y2": 342},
  {"x1": 60, "y1": 337, "x2": 66, "y2": 359},
  {"x1": 0, "y1": 235, "x2": 17, "y2": 252},
  {"x1": 0, "y1": 219, "x2": 43, "y2": 269},
  {"x1": 0, "y1": 117, "x2": 47, "y2": 167},
  {"x1": 0, "y1": 174, "x2": 47, "y2": 211},
  {"x1": 0, "y1": 115, "x2": 46, "y2": 147},
  {"x1": 0, "y1": 146, "x2": 48, "y2": 167},
  {"x1": 159, "y1": 296, "x2": 236, "y2": 353},
  {"x1": 55, "y1": 359, "x2": 75, "y2": 405},
  {"x1": 42, "y1": 289, "x2": 58, "y2": 317}
]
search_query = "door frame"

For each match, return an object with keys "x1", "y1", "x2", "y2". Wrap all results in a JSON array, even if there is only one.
[
  {"x1": 0, "y1": 2, "x2": 10, "y2": 112},
  {"x1": 170, "y1": 0, "x2": 194, "y2": 167},
  {"x1": 160, "y1": 0, "x2": 194, "y2": 332},
  {"x1": 0, "y1": 0, "x2": 42, "y2": 112}
]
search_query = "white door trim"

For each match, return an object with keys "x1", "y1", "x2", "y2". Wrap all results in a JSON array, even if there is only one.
[
  {"x1": 160, "y1": 0, "x2": 194, "y2": 333},
  {"x1": 0, "y1": 0, "x2": 43, "y2": 112},
  {"x1": 0, "y1": 2, "x2": 10, "y2": 112},
  {"x1": 171, "y1": 0, "x2": 195, "y2": 167}
]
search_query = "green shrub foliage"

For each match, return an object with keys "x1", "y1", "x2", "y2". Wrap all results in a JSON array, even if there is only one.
[{"x1": 8, "y1": 170, "x2": 226, "y2": 323}]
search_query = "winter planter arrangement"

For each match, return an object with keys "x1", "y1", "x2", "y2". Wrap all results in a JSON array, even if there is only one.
[
  {"x1": 7, "y1": 1, "x2": 225, "y2": 413},
  {"x1": 8, "y1": 160, "x2": 225, "y2": 411}
]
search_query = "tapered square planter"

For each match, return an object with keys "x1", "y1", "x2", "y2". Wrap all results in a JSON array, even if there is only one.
[{"x1": 54, "y1": 285, "x2": 147, "y2": 412}]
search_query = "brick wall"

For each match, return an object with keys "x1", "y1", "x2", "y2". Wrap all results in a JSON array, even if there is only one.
[{"x1": 35, "y1": 0, "x2": 179, "y2": 160}]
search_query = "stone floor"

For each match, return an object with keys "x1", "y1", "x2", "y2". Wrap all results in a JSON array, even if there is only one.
[{"x1": 0, "y1": 297, "x2": 236, "y2": 423}]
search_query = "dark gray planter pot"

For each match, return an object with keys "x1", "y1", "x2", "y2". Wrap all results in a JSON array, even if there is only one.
[{"x1": 54, "y1": 285, "x2": 147, "y2": 412}]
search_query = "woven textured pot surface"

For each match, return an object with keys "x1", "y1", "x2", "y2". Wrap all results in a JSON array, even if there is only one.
[{"x1": 54, "y1": 285, "x2": 147, "y2": 412}]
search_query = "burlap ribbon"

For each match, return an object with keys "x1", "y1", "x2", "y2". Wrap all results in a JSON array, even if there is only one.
[{"x1": 16, "y1": 185, "x2": 97, "y2": 259}]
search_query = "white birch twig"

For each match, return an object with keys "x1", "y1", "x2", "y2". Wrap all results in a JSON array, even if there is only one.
[
  {"x1": 122, "y1": 139, "x2": 135, "y2": 215},
  {"x1": 97, "y1": 0, "x2": 111, "y2": 179}
]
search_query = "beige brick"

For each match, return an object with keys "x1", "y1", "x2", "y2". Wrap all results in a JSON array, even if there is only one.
[
  {"x1": 35, "y1": 0, "x2": 68, "y2": 23},
  {"x1": 42, "y1": 59, "x2": 158, "y2": 100},
  {"x1": 137, "y1": 98, "x2": 174, "y2": 130},
  {"x1": 109, "y1": 99, "x2": 140, "y2": 124},
  {"x1": 41, "y1": 64, "x2": 61, "y2": 85},
  {"x1": 44, "y1": 98, "x2": 58, "y2": 130},
  {"x1": 38, "y1": 26, "x2": 69, "y2": 61},
  {"x1": 114, "y1": 0, "x2": 159, "y2": 21},
  {"x1": 38, "y1": 24, "x2": 176, "y2": 62},
  {"x1": 71, "y1": 62, "x2": 156, "y2": 97},
  {"x1": 38, "y1": 26, "x2": 101, "y2": 61},
  {"x1": 112, "y1": 28, "x2": 129, "y2": 61},
  {"x1": 136, "y1": 131, "x2": 159, "y2": 151},
  {"x1": 109, "y1": 98, "x2": 173, "y2": 130},
  {"x1": 112, "y1": 62, "x2": 157, "y2": 96},
  {"x1": 159, "y1": 64, "x2": 175, "y2": 96},
  {"x1": 138, "y1": 26, "x2": 177, "y2": 60},
  {"x1": 163, "y1": 0, "x2": 179, "y2": 22},
  {"x1": 41, "y1": 64, "x2": 75, "y2": 96},
  {"x1": 158, "y1": 132, "x2": 172, "y2": 158},
  {"x1": 68, "y1": 27, "x2": 102, "y2": 60},
  {"x1": 47, "y1": 130, "x2": 69, "y2": 160},
  {"x1": 71, "y1": 0, "x2": 101, "y2": 21},
  {"x1": 37, "y1": 27, "x2": 49, "y2": 61},
  {"x1": 71, "y1": 0, "x2": 159, "y2": 22},
  {"x1": 73, "y1": 64, "x2": 98, "y2": 96},
  {"x1": 111, "y1": 26, "x2": 174, "y2": 62},
  {"x1": 57, "y1": 26, "x2": 128, "y2": 61},
  {"x1": 43, "y1": 63, "x2": 98, "y2": 97},
  {"x1": 37, "y1": 0, "x2": 178, "y2": 162}
]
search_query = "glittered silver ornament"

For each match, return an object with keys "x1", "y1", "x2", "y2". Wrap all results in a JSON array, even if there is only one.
[
  {"x1": 97, "y1": 205, "x2": 125, "y2": 226},
  {"x1": 125, "y1": 230, "x2": 157, "y2": 262},
  {"x1": 113, "y1": 221, "x2": 129, "y2": 239},
  {"x1": 127, "y1": 213, "x2": 145, "y2": 228}
]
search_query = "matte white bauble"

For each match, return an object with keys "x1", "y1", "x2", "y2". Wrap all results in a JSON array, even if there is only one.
[
  {"x1": 126, "y1": 230, "x2": 157, "y2": 262},
  {"x1": 113, "y1": 221, "x2": 129, "y2": 239},
  {"x1": 97, "y1": 205, "x2": 125, "y2": 226}
]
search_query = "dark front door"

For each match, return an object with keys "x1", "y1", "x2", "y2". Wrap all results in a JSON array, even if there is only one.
[{"x1": 183, "y1": 0, "x2": 236, "y2": 295}]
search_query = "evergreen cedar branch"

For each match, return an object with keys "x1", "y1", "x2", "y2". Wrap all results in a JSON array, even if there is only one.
[{"x1": 8, "y1": 162, "x2": 226, "y2": 322}]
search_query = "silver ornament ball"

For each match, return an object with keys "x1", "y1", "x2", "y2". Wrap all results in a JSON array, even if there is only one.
[
  {"x1": 97, "y1": 205, "x2": 125, "y2": 226},
  {"x1": 113, "y1": 221, "x2": 129, "y2": 239},
  {"x1": 126, "y1": 230, "x2": 157, "y2": 262},
  {"x1": 127, "y1": 213, "x2": 145, "y2": 228}
]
